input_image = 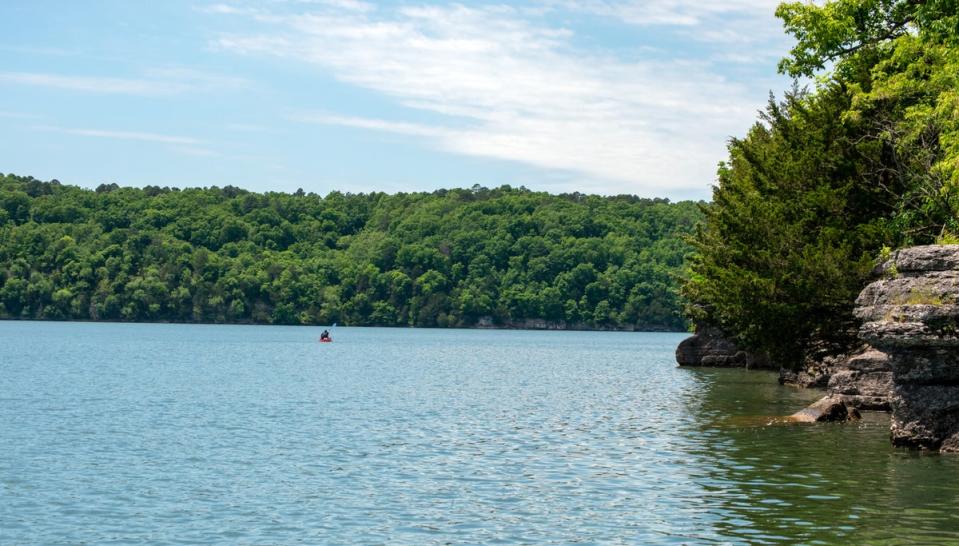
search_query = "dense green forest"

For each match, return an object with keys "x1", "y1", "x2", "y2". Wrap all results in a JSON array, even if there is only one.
[
  {"x1": 0, "y1": 173, "x2": 702, "y2": 330},
  {"x1": 685, "y1": 0, "x2": 958, "y2": 367}
]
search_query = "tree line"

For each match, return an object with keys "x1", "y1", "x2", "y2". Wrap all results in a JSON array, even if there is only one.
[{"x1": 0, "y1": 174, "x2": 703, "y2": 330}]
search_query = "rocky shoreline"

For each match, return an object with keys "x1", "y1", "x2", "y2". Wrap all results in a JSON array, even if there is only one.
[
  {"x1": 674, "y1": 325, "x2": 772, "y2": 369},
  {"x1": 678, "y1": 245, "x2": 959, "y2": 452},
  {"x1": 855, "y1": 245, "x2": 959, "y2": 452}
]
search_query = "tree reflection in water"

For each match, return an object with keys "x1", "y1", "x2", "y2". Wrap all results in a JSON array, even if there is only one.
[{"x1": 676, "y1": 367, "x2": 959, "y2": 544}]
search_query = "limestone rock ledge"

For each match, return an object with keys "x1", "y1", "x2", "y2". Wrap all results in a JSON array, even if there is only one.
[
  {"x1": 854, "y1": 245, "x2": 959, "y2": 452},
  {"x1": 825, "y1": 349, "x2": 893, "y2": 410},
  {"x1": 776, "y1": 347, "x2": 893, "y2": 410}
]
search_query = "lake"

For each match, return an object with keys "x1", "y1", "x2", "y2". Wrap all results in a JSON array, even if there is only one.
[{"x1": 2, "y1": 322, "x2": 959, "y2": 544}]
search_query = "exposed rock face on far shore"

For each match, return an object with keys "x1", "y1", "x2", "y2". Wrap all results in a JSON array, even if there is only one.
[
  {"x1": 676, "y1": 325, "x2": 770, "y2": 368},
  {"x1": 855, "y1": 245, "x2": 959, "y2": 452}
]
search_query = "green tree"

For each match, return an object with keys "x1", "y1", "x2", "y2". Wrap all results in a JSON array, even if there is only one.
[
  {"x1": 683, "y1": 0, "x2": 959, "y2": 367},
  {"x1": 0, "y1": 172, "x2": 702, "y2": 331}
]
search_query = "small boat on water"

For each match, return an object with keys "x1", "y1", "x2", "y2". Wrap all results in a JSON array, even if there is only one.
[{"x1": 319, "y1": 337, "x2": 333, "y2": 343}]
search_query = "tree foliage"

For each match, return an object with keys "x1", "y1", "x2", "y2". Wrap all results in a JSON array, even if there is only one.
[
  {"x1": 684, "y1": 0, "x2": 958, "y2": 367},
  {"x1": 777, "y1": 0, "x2": 958, "y2": 77},
  {"x1": 0, "y1": 175, "x2": 702, "y2": 330}
]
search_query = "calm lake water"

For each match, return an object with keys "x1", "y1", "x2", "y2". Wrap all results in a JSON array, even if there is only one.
[{"x1": 2, "y1": 322, "x2": 959, "y2": 545}]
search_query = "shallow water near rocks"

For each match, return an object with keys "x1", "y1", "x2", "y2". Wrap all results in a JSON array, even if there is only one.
[{"x1": 2, "y1": 322, "x2": 959, "y2": 544}]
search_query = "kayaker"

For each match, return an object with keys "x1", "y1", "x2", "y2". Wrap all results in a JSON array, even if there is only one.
[{"x1": 320, "y1": 329, "x2": 331, "y2": 341}]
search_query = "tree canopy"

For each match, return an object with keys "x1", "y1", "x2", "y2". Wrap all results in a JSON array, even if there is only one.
[
  {"x1": 684, "y1": 0, "x2": 959, "y2": 367},
  {"x1": 0, "y1": 174, "x2": 702, "y2": 330},
  {"x1": 777, "y1": 0, "x2": 959, "y2": 77}
]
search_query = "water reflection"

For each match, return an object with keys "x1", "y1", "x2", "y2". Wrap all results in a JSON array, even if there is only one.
[{"x1": 678, "y1": 367, "x2": 959, "y2": 544}]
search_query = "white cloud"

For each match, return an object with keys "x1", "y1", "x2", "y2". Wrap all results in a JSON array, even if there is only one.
[
  {"x1": 293, "y1": 112, "x2": 457, "y2": 139},
  {"x1": 211, "y1": 1, "x2": 787, "y2": 194}
]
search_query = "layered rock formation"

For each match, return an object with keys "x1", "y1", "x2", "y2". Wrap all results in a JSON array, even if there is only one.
[
  {"x1": 825, "y1": 349, "x2": 893, "y2": 410},
  {"x1": 784, "y1": 347, "x2": 893, "y2": 420},
  {"x1": 776, "y1": 347, "x2": 893, "y2": 411},
  {"x1": 675, "y1": 325, "x2": 770, "y2": 368},
  {"x1": 855, "y1": 245, "x2": 959, "y2": 452}
]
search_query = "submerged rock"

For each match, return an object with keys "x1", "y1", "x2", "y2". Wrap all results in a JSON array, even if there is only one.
[
  {"x1": 789, "y1": 395, "x2": 861, "y2": 423},
  {"x1": 853, "y1": 245, "x2": 959, "y2": 452},
  {"x1": 676, "y1": 325, "x2": 770, "y2": 368}
]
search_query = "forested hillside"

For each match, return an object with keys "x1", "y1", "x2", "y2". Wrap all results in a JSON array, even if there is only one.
[{"x1": 0, "y1": 173, "x2": 702, "y2": 330}]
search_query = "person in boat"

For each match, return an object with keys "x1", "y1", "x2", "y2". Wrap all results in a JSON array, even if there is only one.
[{"x1": 320, "y1": 329, "x2": 331, "y2": 341}]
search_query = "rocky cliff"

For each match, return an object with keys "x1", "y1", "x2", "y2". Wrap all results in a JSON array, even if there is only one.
[{"x1": 855, "y1": 245, "x2": 959, "y2": 452}]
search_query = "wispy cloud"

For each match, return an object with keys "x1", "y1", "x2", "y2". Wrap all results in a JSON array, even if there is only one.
[
  {"x1": 0, "y1": 72, "x2": 162, "y2": 95},
  {"x1": 209, "y1": 1, "x2": 787, "y2": 193},
  {"x1": 0, "y1": 110, "x2": 39, "y2": 119},
  {"x1": 194, "y1": 3, "x2": 260, "y2": 16},
  {"x1": 225, "y1": 122, "x2": 273, "y2": 132},
  {"x1": 171, "y1": 145, "x2": 221, "y2": 157},
  {"x1": 34, "y1": 125, "x2": 203, "y2": 145},
  {"x1": 32, "y1": 124, "x2": 223, "y2": 158},
  {"x1": 554, "y1": 0, "x2": 782, "y2": 28},
  {"x1": 292, "y1": 112, "x2": 456, "y2": 139},
  {"x1": 0, "y1": 67, "x2": 249, "y2": 96},
  {"x1": 0, "y1": 44, "x2": 78, "y2": 57}
]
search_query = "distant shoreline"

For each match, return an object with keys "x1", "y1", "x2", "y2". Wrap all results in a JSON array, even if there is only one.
[{"x1": 0, "y1": 317, "x2": 688, "y2": 334}]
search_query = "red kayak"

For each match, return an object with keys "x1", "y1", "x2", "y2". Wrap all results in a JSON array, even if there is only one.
[{"x1": 319, "y1": 338, "x2": 333, "y2": 343}]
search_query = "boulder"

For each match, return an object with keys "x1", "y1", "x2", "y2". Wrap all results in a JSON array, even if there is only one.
[
  {"x1": 676, "y1": 325, "x2": 770, "y2": 368},
  {"x1": 789, "y1": 395, "x2": 861, "y2": 423}
]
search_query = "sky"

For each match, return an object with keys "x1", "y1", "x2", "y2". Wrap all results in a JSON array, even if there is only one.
[{"x1": 0, "y1": 0, "x2": 794, "y2": 201}]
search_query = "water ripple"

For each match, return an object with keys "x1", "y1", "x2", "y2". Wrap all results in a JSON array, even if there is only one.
[{"x1": 2, "y1": 322, "x2": 959, "y2": 544}]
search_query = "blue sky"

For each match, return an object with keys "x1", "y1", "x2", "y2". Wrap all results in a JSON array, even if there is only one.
[{"x1": 0, "y1": 1, "x2": 793, "y2": 200}]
